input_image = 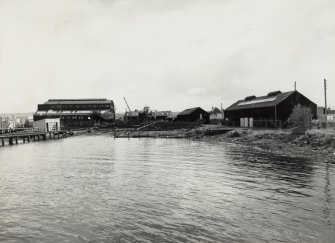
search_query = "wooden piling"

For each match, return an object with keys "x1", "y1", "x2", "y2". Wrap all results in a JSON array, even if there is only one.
[{"x1": 0, "y1": 131, "x2": 68, "y2": 147}]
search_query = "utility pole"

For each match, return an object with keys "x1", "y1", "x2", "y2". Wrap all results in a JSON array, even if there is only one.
[
  {"x1": 294, "y1": 81, "x2": 296, "y2": 91},
  {"x1": 58, "y1": 101, "x2": 63, "y2": 129},
  {"x1": 324, "y1": 78, "x2": 327, "y2": 128}
]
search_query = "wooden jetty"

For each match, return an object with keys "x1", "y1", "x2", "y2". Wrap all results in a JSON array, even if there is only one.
[{"x1": 0, "y1": 130, "x2": 68, "y2": 147}]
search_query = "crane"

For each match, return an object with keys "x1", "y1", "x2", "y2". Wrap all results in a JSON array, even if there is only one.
[{"x1": 123, "y1": 97, "x2": 131, "y2": 112}]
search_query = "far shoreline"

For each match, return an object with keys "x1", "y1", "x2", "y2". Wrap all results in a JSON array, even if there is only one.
[{"x1": 90, "y1": 125, "x2": 335, "y2": 161}]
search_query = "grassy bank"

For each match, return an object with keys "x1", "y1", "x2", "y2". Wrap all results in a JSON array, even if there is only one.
[
  {"x1": 201, "y1": 128, "x2": 335, "y2": 161},
  {"x1": 93, "y1": 124, "x2": 335, "y2": 160}
]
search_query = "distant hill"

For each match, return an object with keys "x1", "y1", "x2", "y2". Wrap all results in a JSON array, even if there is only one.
[{"x1": 0, "y1": 112, "x2": 34, "y2": 118}]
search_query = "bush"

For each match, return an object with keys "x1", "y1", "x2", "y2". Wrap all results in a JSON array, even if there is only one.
[{"x1": 289, "y1": 104, "x2": 313, "y2": 130}]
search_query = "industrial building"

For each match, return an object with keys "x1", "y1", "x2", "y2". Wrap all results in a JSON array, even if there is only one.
[
  {"x1": 124, "y1": 111, "x2": 140, "y2": 122},
  {"x1": 33, "y1": 99, "x2": 115, "y2": 127},
  {"x1": 123, "y1": 108, "x2": 172, "y2": 122},
  {"x1": 0, "y1": 116, "x2": 10, "y2": 132},
  {"x1": 153, "y1": 111, "x2": 172, "y2": 120},
  {"x1": 177, "y1": 107, "x2": 209, "y2": 123},
  {"x1": 224, "y1": 90, "x2": 317, "y2": 128}
]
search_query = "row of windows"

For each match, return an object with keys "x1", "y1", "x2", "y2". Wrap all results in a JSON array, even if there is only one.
[
  {"x1": 61, "y1": 116, "x2": 86, "y2": 120},
  {"x1": 48, "y1": 104, "x2": 110, "y2": 110}
]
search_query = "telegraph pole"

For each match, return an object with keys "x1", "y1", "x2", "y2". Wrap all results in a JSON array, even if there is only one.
[
  {"x1": 294, "y1": 81, "x2": 296, "y2": 91},
  {"x1": 324, "y1": 78, "x2": 327, "y2": 128}
]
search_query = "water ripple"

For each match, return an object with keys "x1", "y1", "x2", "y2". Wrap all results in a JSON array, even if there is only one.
[{"x1": 0, "y1": 136, "x2": 334, "y2": 242}]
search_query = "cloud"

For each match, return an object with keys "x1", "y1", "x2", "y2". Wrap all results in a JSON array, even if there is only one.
[
  {"x1": 187, "y1": 87, "x2": 207, "y2": 96},
  {"x1": 0, "y1": 0, "x2": 334, "y2": 113}
]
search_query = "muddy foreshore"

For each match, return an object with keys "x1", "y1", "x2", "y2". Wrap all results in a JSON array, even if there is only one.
[
  {"x1": 200, "y1": 128, "x2": 335, "y2": 162},
  {"x1": 90, "y1": 126, "x2": 335, "y2": 161}
]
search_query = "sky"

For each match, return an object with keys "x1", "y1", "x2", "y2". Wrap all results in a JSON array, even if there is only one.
[{"x1": 0, "y1": 0, "x2": 334, "y2": 113}]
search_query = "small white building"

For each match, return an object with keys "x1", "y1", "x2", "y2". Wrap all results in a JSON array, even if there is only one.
[
  {"x1": 209, "y1": 107, "x2": 224, "y2": 124},
  {"x1": 33, "y1": 118, "x2": 61, "y2": 132}
]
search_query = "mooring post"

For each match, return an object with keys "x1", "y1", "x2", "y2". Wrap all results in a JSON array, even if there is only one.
[
  {"x1": 15, "y1": 137, "x2": 18, "y2": 144},
  {"x1": 27, "y1": 136, "x2": 30, "y2": 143},
  {"x1": 33, "y1": 136, "x2": 36, "y2": 142},
  {"x1": 23, "y1": 137, "x2": 25, "y2": 143},
  {"x1": 1, "y1": 138, "x2": 4, "y2": 146},
  {"x1": 9, "y1": 138, "x2": 13, "y2": 145}
]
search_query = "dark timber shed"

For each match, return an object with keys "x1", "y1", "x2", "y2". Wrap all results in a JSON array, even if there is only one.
[
  {"x1": 177, "y1": 107, "x2": 209, "y2": 123},
  {"x1": 224, "y1": 90, "x2": 317, "y2": 128}
]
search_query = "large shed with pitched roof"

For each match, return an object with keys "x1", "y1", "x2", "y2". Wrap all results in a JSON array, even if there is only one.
[
  {"x1": 33, "y1": 99, "x2": 115, "y2": 127},
  {"x1": 177, "y1": 107, "x2": 209, "y2": 123},
  {"x1": 224, "y1": 90, "x2": 317, "y2": 128}
]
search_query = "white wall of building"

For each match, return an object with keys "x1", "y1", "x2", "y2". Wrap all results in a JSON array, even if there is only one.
[
  {"x1": 33, "y1": 118, "x2": 61, "y2": 132},
  {"x1": 210, "y1": 113, "x2": 224, "y2": 120}
]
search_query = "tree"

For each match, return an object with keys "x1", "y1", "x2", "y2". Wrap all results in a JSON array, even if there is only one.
[{"x1": 289, "y1": 104, "x2": 313, "y2": 130}]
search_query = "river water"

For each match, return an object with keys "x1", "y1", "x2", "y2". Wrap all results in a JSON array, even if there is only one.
[{"x1": 0, "y1": 135, "x2": 334, "y2": 242}]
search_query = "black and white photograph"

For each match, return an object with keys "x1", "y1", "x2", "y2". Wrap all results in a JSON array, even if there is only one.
[{"x1": 0, "y1": 0, "x2": 334, "y2": 242}]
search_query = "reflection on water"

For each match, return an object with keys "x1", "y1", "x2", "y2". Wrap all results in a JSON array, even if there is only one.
[
  {"x1": 324, "y1": 161, "x2": 332, "y2": 226},
  {"x1": 0, "y1": 135, "x2": 334, "y2": 242},
  {"x1": 225, "y1": 145, "x2": 315, "y2": 188}
]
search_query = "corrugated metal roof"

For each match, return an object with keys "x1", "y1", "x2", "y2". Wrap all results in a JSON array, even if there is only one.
[
  {"x1": 178, "y1": 107, "x2": 204, "y2": 116},
  {"x1": 225, "y1": 91, "x2": 295, "y2": 111},
  {"x1": 209, "y1": 107, "x2": 223, "y2": 115},
  {"x1": 44, "y1": 99, "x2": 112, "y2": 105},
  {"x1": 35, "y1": 111, "x2": 93, "y2": 116}
]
